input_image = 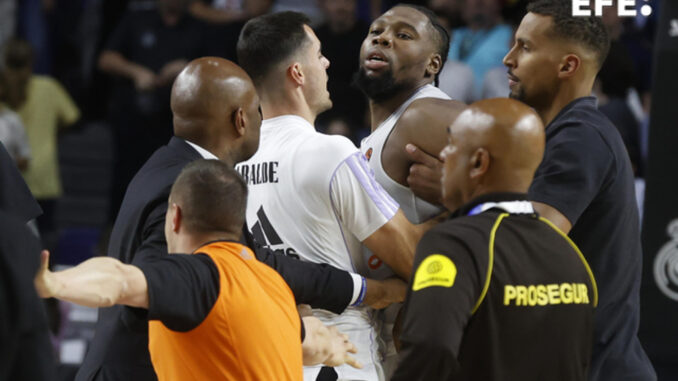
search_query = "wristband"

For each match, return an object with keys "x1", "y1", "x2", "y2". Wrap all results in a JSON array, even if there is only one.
[{"x1": 351, "y1": 276, "x2": 367, "y2": 307}]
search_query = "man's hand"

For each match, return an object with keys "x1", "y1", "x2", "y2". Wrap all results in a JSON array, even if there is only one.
[
  {"x1": 363, "y1": 277, "x2": 407, "y2": 310},
  {"x1": 156, "y1": 59, "x2": 188, "y2": 87},
  {"x1": 133, "y1": 67, "x2": 157, "y2": 91},
  {"x1": 301, "y1": 316, "x2": 362, "y2": 369},
  {"x1": 34, "y1": 250, "x2": 58, "y2": 298},
  {"x1": 405, "y1": 143, "x2": 444, "y2": 205}
]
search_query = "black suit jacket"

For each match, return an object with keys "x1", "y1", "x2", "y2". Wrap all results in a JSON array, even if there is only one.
[
  {"x1": 0, "y1": 211, "x2": 55, "y2": 380},
  {"x1": 76, "y1": 137, "x2": 354, "y2": 381}
]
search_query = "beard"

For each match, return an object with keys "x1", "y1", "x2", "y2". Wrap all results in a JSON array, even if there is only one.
[
  {"x1": 352, "y1": 67, "x2": 409, "y2": 103},
  {"x1": 508, "y1": 86, "x2": 525, "y2": 102}
]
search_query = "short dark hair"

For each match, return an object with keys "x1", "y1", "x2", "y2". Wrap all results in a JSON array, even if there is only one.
[
  {"x1": 237, "y1": 11, "x2": 312, "y2": 86},
  {"x1": 527, "y1": 0, "x2": 610, "y2": 68},
  {"x1": 395, "y1": 4, "x2": 450, "y2": 80},
  {"x1": 170, "y1": 159, "x2": 248, "y2": 235}
]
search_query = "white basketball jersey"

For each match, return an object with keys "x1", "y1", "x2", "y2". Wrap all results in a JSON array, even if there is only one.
[
  {"x1": 359, "y1": 84, "x2": 450, "y2": 377},
  {"x1": 360, "y1": 84, "x2": 450, "y2": 276},
  {"x1": 236, "y1": 115, "x2": 399, "y2": 381}
]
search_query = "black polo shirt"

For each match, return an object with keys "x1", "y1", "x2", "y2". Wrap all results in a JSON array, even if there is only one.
[
  {"x1": 529, "y1": 97, "x2": 655, "y2": 380},
  {"x1": 392, "y1": 193, "x2": 596, "y2": 381}
]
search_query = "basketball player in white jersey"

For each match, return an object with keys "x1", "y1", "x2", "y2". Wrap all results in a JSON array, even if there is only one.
[
  {"x1": 354, "y1": 5, "x2": 466, "y2": 376},
  {"x1": 235, "y1": 11, "x2": 431, "y2": 381}
]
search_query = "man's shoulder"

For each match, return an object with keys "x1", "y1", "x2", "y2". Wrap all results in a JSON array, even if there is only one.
[
  {"x1": 551, "y1": 99, "x2": 617, "y2": 137},
  {"x1": 392, "y1": 97, "x2": 464, "y2": 149},
  {"x1": 547, "y1": 102, "x2": 625, "y2": 162},
  {"x1": 399, "y1": 98, "x2": 465, "y2": 128},
  {"x1": 124, "y1": 144, "x2": 195, "y2": 203},
  {"x1": 424, "y1": 214, "x2": 498, "y2": 246},
  {"x1": 295, "y1": 132, "x2": 360, "y2": 167}
]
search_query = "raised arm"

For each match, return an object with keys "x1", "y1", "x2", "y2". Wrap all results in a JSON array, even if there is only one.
[{"x1": 34, "y1": 250, "x2": 148, "y2": 309}]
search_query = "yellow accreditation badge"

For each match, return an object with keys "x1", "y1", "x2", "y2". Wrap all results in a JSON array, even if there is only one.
[{"x1": 412, "y1": 254, "x2": 457, "y2": 291}]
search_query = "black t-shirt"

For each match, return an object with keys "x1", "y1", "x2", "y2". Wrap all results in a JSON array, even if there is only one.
[
  {"x1": 105, "y1": 10, "x2": 209, "y2": 74},
  {"x1": 529, "y1": 97, "x2": 655, "y2": 380},
  {"x1": 104, "y1": 9, "x2": 211, "y2": 128},
  {"x1": 392, "y1": 194, "x2": 595, "y2": 381},
  {"x1": 138, "y1": 249, "x2": 305, "y2": 339},
  {"x1": 138, "y1": 253, "x2": 219, "y2": 332}
]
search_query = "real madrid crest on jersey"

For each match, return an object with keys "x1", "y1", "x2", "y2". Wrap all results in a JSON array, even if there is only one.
[{"x1": 654, "y1": 219, "x2": 678, "y2": 301}]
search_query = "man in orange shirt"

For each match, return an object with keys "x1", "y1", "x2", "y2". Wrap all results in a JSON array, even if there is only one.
[{"x1": 35, "y1": 159, "x2": 360, "y2": 380}]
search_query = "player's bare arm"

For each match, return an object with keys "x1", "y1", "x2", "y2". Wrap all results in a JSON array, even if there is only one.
[
  {"x1": 363, "y1": 210, "x2": 422, "y2": 279},
  {"x1": 383, "y1": 98, "x2": 466, "y2": 190},
  {"x1": 34, "y1": 250, "x2": 149, "y2": 309}
]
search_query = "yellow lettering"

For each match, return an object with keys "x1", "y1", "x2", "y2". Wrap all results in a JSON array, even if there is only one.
[
  {"x1": 580, "y1": 284, "x2": 589, "y2": 304},
  {"x1": 503, "y1": 283, "x2": 592, "y2": 307},
  {"x1": 572, "y1": 283, "x2": 581, "y2": 303},
  {"x1": 516, "y1": 286, "x2": 528, "y2": 306},
  {"x1": 528, "y1": 285, "x2": 538, "y2": 306},
  {"x1": 504, "y1": 285, "x2": 517, "y2": 305},
  {"x1": 537, "y1": 285, "x2": 548, "y2": 306},
  {"x1": 547, "y1": 284, "x2": 560, "y2": 304},
  {"x1": 560, "y1": 283, "x2": 573, "y2": 304}
]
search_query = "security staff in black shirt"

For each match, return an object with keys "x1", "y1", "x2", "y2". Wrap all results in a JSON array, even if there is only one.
[
  {"x1": 503, "y1": 2, "x2": 654, "y2": 379},
  {"x1": 392, "y1": 98, "x2": 597, "y2": 381}
]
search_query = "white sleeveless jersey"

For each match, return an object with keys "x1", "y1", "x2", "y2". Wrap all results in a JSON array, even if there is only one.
[
  {"x1": 360, "y1": 84, "x2": 450, "y2": 276},
  {"x1": 359, "y1": 84, "x2": 450, "y2": 377},
  {"x1": 236, "y1": 115, "x2": 399, "y2": 381}
]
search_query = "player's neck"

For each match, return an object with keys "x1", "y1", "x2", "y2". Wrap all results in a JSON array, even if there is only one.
[
  {"x1": 171, "y1": 231, "x2": 241, "y2": 254},
  {"x1": 260, "y1": 89, "x2": 317, "y2": 126},
  {"x1": 368, "y1": 85, "x2": 426, "y2": 131}
]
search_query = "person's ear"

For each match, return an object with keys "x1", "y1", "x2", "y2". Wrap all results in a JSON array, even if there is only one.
[
  {"x1": 558, "y1": 54, "x2": 581, "y2": 79},
  {"x1": 233, "y1": 107, "x2": 246, "y2": 137},
  {"x1": 469, "y1": 148, "x2": 490, "y2": 179},
  {"x1": 170, "y1": 203, "x2": 182, "y2": 233},
  {"x1": 426, "y1": 53, "x2": 442, "y2": 77},
  {"x1": 288, "y1": 62, "x2": 305, "y2": 86}
]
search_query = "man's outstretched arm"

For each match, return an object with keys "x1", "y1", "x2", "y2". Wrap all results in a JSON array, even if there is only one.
[{"x1": 34, "y1": 250, "x2": 148, "y2": 309}]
